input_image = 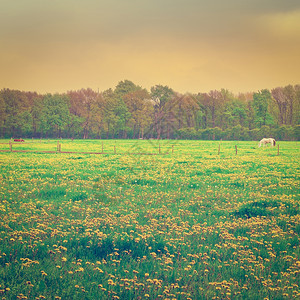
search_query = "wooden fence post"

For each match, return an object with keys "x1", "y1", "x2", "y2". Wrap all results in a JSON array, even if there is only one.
[
  {"x1": 235, "y1": 145, "x2": 237, "y2": 155},
  {"x1": 9, "y1": 140, "x2": 12, "y2": 152},
  {"x1": 59, "y1": 143, "x2": 61, "y2": 153},
  {"x1": 277, "y1": 144, "x2": 279, "y2": 156}
]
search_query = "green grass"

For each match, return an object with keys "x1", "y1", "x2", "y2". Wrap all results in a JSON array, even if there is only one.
[{"x1": 0, "y1": 139, "x2": 299, "y2": 299}]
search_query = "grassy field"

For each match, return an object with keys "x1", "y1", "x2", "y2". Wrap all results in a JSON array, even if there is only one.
[{"x1": 0, "y1": 139, "x2": 299, "y2": 299}]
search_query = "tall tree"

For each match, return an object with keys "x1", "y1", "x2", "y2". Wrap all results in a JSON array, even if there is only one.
[
  {"x1": 271, "y1": 87, "x2": 288, "y2": 125},
  {"x1": 252, "y1": 89, "x2": 274, "y2": 128},
  {"x1": 123, "y1": 89, "x2": 152, "y2": 138},
  {"x1": 139, "y1": 100, "x2": 154, "y2": 139},
  {"x1": 172, "y1": 93, "x2": 199, "y2": 130},
  {"x1": 150, "y1": 85, "x2": 175, "y2": 139},
  {"x1": 40, "y1": 94, "x2": 70, "y2": 138},
  {"x1": 202, "y1": 90, "x2": 223, "y2": 128},
  {"x1": 114, "y1": 80, "x2": 142, "y2": 97},
  {"x1": 67, "y1": 88, "x2": 100, "y2": 139},
  {"x1": 31, "y1": 98, "x2": 44, "y2": 137},
  {"x1": 224, "y1": 100, "x2": 248, "y2": 128},
  {"x1": 102, "y1": 93, "x2": 118, "y2": 138},
  {"x1": 89, "y1": 94, "x2": 106, "y2": 139},
  {"x1": 216, "y1": 89, "x2": 235, "y2": 128},
  {"x1": 284, "y1": 85, "x2": 297, "y2": 125},
  {"x1": 0, "y1": 89, "x2": 31, "y2": 137},
  {"x1": 113, "y1": 80, "x2": 143, "y2": 138}
]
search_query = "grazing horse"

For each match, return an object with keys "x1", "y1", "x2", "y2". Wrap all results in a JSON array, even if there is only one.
[
  {"x1": 14, "y1": 139, "x2": 25, "y2": 142},
  {"x1": 258, "y1": 138, "x2": 276, "y2": 148}
]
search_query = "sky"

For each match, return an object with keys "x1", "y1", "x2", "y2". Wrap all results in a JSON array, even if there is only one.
[{"x1": 0, "y1": 0, "x2": 300, "y2": 94}]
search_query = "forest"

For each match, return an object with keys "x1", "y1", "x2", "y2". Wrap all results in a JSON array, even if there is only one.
[{"x1": 0, "y1": 80, "x2": 299, "y2": 140}]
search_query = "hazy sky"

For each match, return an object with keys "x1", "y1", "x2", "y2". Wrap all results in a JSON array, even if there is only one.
[{"x1": 0, "y1": 0, "x2": 299, "y2": 94}]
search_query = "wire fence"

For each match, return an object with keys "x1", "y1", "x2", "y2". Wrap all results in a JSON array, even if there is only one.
[{"x1": 0, "y1": 139, "x2": 284, "y2": 156}]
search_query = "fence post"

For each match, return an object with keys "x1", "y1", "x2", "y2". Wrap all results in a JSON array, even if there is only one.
[
  {"x1": 235, "y1": 145, "x2": 237, "y2": 155},
  {"x1": 59, "y1": 143, "x2": 61, "y2": 153},
  {"x1": 57, "y1": 141, "x2": 60, "y2": 152},
  {"x1": 9, "y1": 140, "x2": 12, "y2": 152},
  {"x1": 277, "y1": 144, "x2": 279, "y2": 156}
]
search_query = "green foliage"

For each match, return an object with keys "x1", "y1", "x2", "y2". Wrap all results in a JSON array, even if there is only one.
[
  {"x1": 252, "y1": 89, "x2": 274, "y2": 127},
  {"x1": 40, "y1": 94, "x2": 70, "y2": 137},
  {"x1": 0, "y1": 83, "x2": 299, "y2": 139},
  {"x1": 293, "y1": 125, "x2": 300, "y2": 140},
  {"x1": 224, "y1": 100, "x2": 248, "y2": 128},
  {"x1": 114, "y1": 80, "x2": 142, "y2": 98},
  {"x1": 114, "y1": 99, "x2": 131, "y2": 136},
  {"x1": 150, "y1": 84, "x2": 174, "y2": 107}
]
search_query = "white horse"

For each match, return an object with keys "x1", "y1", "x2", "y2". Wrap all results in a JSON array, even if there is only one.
[{"x1": 258, "y1": 138, "x2": 276, "y2": 148}]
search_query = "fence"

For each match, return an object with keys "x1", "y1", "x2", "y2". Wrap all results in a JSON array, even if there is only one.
[
  {"x1": 0, "y1": 141, "x2": 170, "y2": 155},
  {"x1": 0, "y1": 140, "x2": 282, "y2": 157}
]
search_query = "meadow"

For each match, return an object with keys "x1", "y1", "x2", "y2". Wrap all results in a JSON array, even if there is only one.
[{"x1": 0, "y1": 139, "x2": 299, "y2": 299}]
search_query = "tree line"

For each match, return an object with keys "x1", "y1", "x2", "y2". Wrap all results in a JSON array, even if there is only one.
[{"x1": 0, "y1": 80, "x2": 299, "y2": 140}]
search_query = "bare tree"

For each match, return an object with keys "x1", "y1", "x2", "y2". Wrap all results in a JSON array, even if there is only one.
[{"x1": 271, "y1": 87, "x2": 287, "y2": 125}]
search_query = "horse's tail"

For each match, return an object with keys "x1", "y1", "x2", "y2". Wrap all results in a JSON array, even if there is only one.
[{"x1": 273, "y1": 139, "x2": 276, "y2": 146}]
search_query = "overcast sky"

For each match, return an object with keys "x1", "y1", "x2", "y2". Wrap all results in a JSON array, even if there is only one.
[{"x1": 0, "y1": 0, "x2": 299, "y2": 94}]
